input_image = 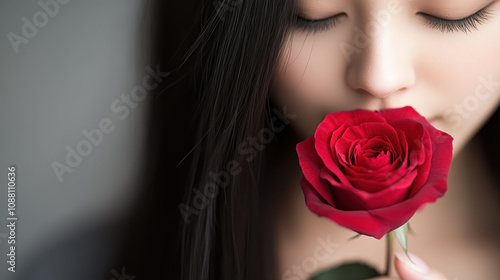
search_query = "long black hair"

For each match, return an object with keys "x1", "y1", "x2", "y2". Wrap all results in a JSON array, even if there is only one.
[
  {"x1": 114, "y1": 1, "x2": 298, "y2": 279},
  {"x1": 114, "y1": 1, "x2": 500, "y2": 279}
]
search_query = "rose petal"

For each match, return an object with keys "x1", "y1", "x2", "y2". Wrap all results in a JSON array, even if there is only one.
[
  {"x1": 315, "y1": 122, "x2": 352, "y2": 186},
  {"x1": 296, "y1": 137, "x2": 337, "y2": 206},
  {"x1": 296, "y1": 106, "x2": 454, "y2": 239}
]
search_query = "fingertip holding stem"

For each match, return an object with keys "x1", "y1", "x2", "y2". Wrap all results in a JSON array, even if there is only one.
[{"x1": 395, "y1": 251, "x2": 430, "y2": 275}]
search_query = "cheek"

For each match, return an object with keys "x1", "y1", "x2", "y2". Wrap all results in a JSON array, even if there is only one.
[
  {"x1": 270, "y1": 13, "x2": 500, "y2": 145},
  {"x1": 276, "y1": 34, "x2": 339, "y2": 104},
  {"x1": 421, "y1": 19, "x2": 500, "y2": 153},
  {"x1": 271, "y1": 33, "x2": 351, "y2": 138}
]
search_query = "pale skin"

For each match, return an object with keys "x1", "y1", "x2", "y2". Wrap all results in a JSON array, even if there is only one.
[{"x1": 270, "y1": 0, "x2": 500, "y2": 279}]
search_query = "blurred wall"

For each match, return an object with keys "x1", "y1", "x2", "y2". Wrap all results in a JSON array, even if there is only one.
[{"x1": 0, "y1": 1, "x2": 147, "y2": 279}]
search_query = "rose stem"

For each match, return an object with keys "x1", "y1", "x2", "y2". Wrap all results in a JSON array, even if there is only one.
[{"x1": 384, "y1": 232, "x2": 393, "y2": 276}]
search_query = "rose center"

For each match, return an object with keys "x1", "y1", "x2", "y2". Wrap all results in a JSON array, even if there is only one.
[{"x1": 352, "y1": 143, "x2": 393, "y2": 170}]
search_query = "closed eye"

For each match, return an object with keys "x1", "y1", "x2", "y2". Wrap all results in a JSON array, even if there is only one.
[
  {"x1": 294, "y1": 6, "x2": 493, "y2": 34},
  {"x1": 418, "y1": 7, "x2": 492, "y2": 33},
  {"x1": 294, "y1": 14, "x2": 346, "y2": 33}
]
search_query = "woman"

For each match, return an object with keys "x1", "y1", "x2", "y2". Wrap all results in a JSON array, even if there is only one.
[{"x1": 116, "y1": 0, "x2": 500, "y2": 279}]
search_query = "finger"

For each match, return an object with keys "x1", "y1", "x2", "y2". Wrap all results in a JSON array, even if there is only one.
[{"x1": 394, "y1": 252, "x2": 448, "y2": 280}]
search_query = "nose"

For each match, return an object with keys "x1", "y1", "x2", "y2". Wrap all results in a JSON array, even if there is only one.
[{"x1": 346, "y1": 18, "x2": 415, "y2": 100}]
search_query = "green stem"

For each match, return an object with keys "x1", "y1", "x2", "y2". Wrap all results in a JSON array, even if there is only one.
[{"x1": 384, "y1": 232, "x2": 393, "y2": 276}]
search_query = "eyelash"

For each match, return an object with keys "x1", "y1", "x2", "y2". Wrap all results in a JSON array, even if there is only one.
[
  {"x1": 420, "y1": 8, "x2": 492, "y2": 33},
  {"x1": 294, "y1": 14, "x2": 344, "y2": 33},
  {"x1": 294, "y1": 8, "x2": 492, "y2": 34}
]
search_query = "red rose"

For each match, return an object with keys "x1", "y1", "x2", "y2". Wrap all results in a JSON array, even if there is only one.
[{"x1": 296, "y1": 106, "x2": 453, "y2": 239}]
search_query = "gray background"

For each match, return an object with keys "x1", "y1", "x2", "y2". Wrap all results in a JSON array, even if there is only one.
[{"x1": 1, "y1": 0, "x2": 148, "y2": 279}]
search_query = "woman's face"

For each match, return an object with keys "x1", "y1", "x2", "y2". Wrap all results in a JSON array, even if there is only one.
[{"x1": 271, "y1": 0, "x2": 500, "y2": 155}]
